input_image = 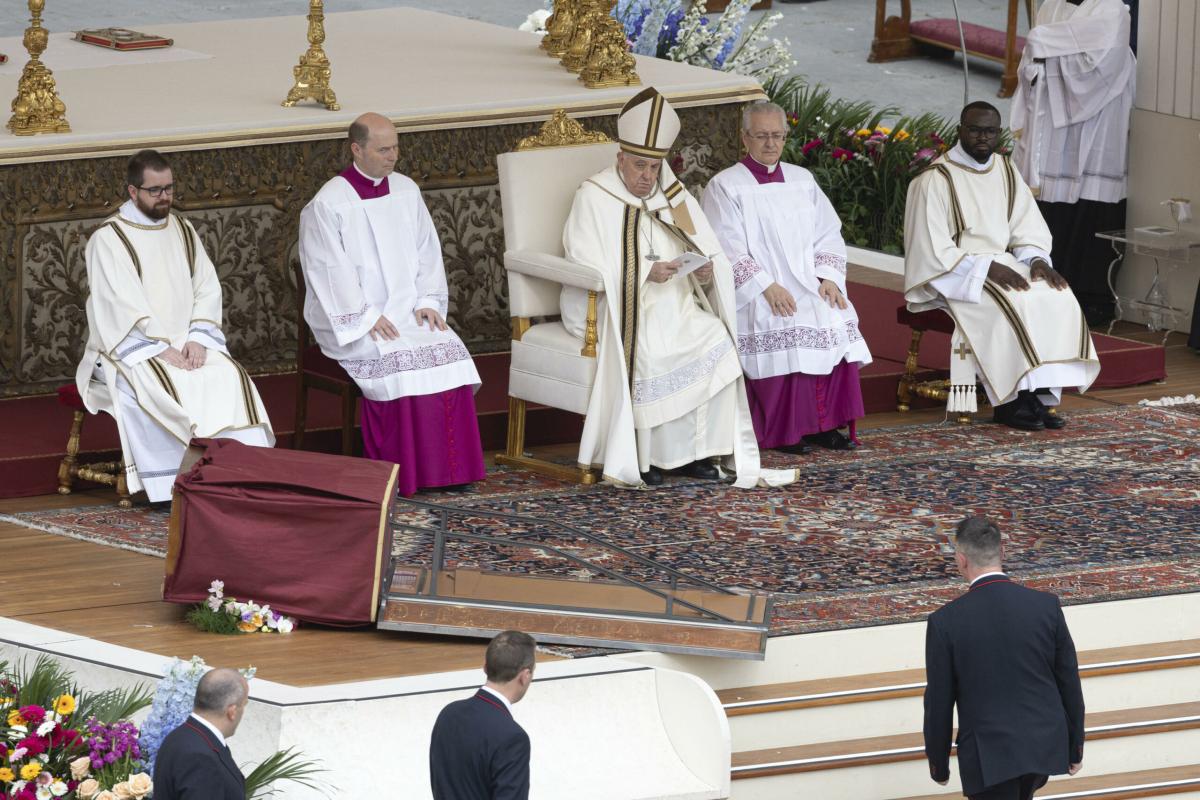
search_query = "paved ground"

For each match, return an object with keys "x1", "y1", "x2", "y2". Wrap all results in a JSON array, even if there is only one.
[{"x1": 4, "y1": 0, "x2": 1021, "y2": 122}]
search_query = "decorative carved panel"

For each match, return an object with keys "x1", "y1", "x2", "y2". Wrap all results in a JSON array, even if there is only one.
[{"x1": 0, "y1": 102, "x2": 743, "y2": 398}]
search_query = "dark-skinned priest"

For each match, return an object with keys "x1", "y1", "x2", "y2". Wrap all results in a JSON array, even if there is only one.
[
  {"x1": 299, "y1": 113, "x2": 486, "y2": 495},
  {"x1": 903, "y1": 102, "x2": 1100, "y2": 432},
  {"x1": 560, "y1": 88, "x2": 796, "y2": 489}
]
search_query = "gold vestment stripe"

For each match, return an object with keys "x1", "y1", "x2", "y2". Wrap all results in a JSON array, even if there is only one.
[
  {"x1": 146, "y1": 358, "x2": 181, "y2": 405},
  {"x1": 620, "y1": 205, "x2": 641, "y2": 390},
  {"x1": 618, "y1": 140, "x2": 669, "y2": 159},
  {"x1": 1079, "y1": 313, "x2": 1091, "y2": 360},
  {"x1": 645, "y1": 93, "x2": 664, "y2": 148},
  {"x1": 175, "y1": 216, "x2": 197, "y2": 277},
  {"x1": 663, "y1": 181, "x2": 683, "y2": 201},
  {"x1": 1001, "y1": 157, "x2": 1016, "y2": 220},
  {"x1": 228, "y1": 353, "x2": 260, "y2": 426},
  {"x1": 932, "y1": 165, "x2": 965, "y2": 246},
  {"x1": 106, "y1": 222, "x2": 142, "y2": 279},
  {"x1": 982, "y1": 282, "x2": 1039, "y2": 367}
]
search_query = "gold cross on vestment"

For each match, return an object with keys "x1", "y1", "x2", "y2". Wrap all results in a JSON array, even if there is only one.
[{"x1": 955, "y1": 342, "x2": 973, "y2": 360}]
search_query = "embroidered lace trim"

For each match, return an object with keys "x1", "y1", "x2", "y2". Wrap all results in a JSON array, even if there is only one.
[
  {"x1": 815, "y1": 251, "x2": 847, "y2": 274},
  {"x1": 732, "y1": 255, "x2": 763, "y2": 289},
  {"x1": 331, "y1": 303, "x2": 370, "y2": 332},
  {"x1": 632, "y1": 339, "x2": 734, "y2": 405},
  {"x1": 116, "y1": 339, "x2": 157, "y2": 360},
  {"x1": 342, "y1": 340, "x2": 472, "y2": 380},
  {"x1": 737, "y1": 320, "x2": 863, "y2": 355}
]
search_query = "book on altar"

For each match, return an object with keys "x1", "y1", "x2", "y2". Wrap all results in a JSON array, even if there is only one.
[
  {"x1": 73, "y1": 28, "x2": 174, "y2": 50},
  {"x1": 672, "y1": 251, "x2": 712, "y2": 277}
]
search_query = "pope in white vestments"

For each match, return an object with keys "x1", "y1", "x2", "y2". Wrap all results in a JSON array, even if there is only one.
[
  {"x1": 299, "y1": 113, "x2": 485, "y2": 495},
  {"x1": 561, "y1": 88, "x2": 795, "y2": 488},
  {"x1": 904, "y1": 103, "x2": 1100, "y2": 431},
  {"x1": 76, "y1": 150, "x2": 274, "y2": 502},
  {"x1": 1011, "y1": 0, "x2": 1136, "y2": 323},
  {"x1": 703, "y1": 102, "x2": 872, "y2": 454}
]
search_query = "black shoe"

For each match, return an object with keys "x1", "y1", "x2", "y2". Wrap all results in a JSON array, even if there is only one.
[
  {"x1": 775, "y1": 441, "x2": 813, "y2": 456},
  {"x1": 993, "y1": 394, "x2": 1045, "y2": 431},
  {"x1": 640, "y1": 466, "x2": 664, "y2": 486},
  {"x1": 1031, "y1": 395, "x2": 1067, "y2": 429},
  {"x1": 434, "y1": 482, "x2": 473, "y2": 493},
  {"x1": 803, "y1": 429, "x2": 853, "y2": 450},
  {"x1": 678, "y1": 460, "x2": 720, "y2": 480}
]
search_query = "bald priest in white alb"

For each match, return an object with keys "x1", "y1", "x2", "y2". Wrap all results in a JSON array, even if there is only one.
[
  {"x1": 904, "y1": 102, "x2": 1100, "y2": 432},
  {"x1": 299, "y1": 113, "x2": 485, "y2": 496},
  {"x1": 561, "y1": 88, "x2": 795, "y2": 488},
  {"x1": 703, "y1": 101, "x2": 872, "y2": 455},
  {"x1": 77, "y1": 150, "x2": 274, "y2": 502}
]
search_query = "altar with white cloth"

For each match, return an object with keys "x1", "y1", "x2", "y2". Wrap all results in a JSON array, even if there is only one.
[{"x1": 0, "y1": 7, "x2": 762, "y2": 399}]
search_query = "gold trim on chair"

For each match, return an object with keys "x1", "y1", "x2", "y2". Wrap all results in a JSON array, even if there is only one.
[{"x1": 515, "y1": 109, "x2": 612, "y2": 151}]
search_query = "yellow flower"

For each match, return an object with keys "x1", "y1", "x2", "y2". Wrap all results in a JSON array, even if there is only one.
[
  {"x1": 6, "y1": 710, "x2": 25, "y2": 727},
  {"x1": 856, "y1": 128, "x2": 871, "y2": 138},
  {"x1": 876, "y1": 126, "x2": 892, "y2": 135},
  {"x1": 0, "y1": 766, "x2": 14, "y2": 782},
  {"x1": 55, "y1": 694, "x2": 76, "y2": 715},
  {"x1": 894, "y1": 129, "x2": 911, "y2": 141},
  {"x1": 20, "y1": 761, "x2": 42, "y2": 781}
]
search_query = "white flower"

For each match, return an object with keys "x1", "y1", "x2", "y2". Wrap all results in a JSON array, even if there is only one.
[
  {"x1": 276, "y1": 617, "x2": 294, "y2": 634},
  {"x1": 36, "y1": 786, "x2": 52, "y2": 800},
  {"x1": 206, "y1": 596, "x2": 222, "y2": 612},
  {"x1": 50, "y1": 780, "x2": 69, "y2": 797},
  {"x1": 208, "y1": 579, "x2": 224, "y2": 596},
  {"x1": 37, "y1": 720, "x2": 56, "y2": 737},
  {"x1": 518, "y1": 9, "x2": 551, "y2": 34}
]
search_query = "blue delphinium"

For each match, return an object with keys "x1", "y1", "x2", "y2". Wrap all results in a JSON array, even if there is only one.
[{"x1": 137, "y1": 656, "x2": 208, "y2": 776}]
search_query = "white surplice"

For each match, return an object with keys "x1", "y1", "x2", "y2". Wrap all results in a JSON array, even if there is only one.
[
  {"x1": 701, "y1": 160, "x2": 872, "y2": 380},
  {"x1": 1011, "y1": 0, "x2": 1136, "y2": 204},
  {"x1": 561, "y1": 166, "x2": 796, "y2": 488},
  {"x1": 298, "y1": 171, "x2": 480, "y2": 401},
  {"x1": 903, "y1": 146, "x2": 1100, "y2": 407},
  {"x1": 76, "y1": 200, "x2": 274, "y2": 501}
]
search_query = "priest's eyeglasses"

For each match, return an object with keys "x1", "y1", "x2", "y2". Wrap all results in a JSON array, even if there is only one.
[
  {"x1": 137, "y1": 184, "x2": 175, "y2": 198},
  {"x1": 963, "y1": 126, "x2": 1001, "y2": 137},
  {"x1": 748, "y1": 133, "x2": 787, "y2": 143}
]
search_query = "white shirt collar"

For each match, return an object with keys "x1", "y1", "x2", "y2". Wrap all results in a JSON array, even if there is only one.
[
  {"x1": 353, "y1": 161, "x2": 386, "y2": 187},
  {"x1": 189, "y1": 713, "x2": 227, "y2": 747},
  {"x1": 749, "y1": 154, "x2": 779, "y2": 174},
  {"x1": 118, "y1": 198, "x2": 163, "y2": 227},
  {"x1": 949, "y1": 142, "x2": 994, "y2": 170},
  {"x1": 971, "y1": 570, "x2": 1007, "y2": 585},
  {"x1": 479, "y1": 685, "x2": 512, "y2": 713}
]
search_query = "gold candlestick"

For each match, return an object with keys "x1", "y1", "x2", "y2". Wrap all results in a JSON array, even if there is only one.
[
  {"x1": 7, "y1": 0, "x2": 71, "y2": 136},
  {"x1": 561, "y1": 0, "x2": 608, "y2": 74},
  {"x1": 580, "y1": 17, "x2": 640, "y2": 89},
  {"x1": 282, "y1": 0, "x2": 340, "y2": 111},
  {"x1": 541, "y1": 0, "x2": 579, "y2": 58}
]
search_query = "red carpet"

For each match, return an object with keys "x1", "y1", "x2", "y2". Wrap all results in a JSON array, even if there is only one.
[{"x1": 0, "y1": 283, "x2": 1165, "y2": 498}]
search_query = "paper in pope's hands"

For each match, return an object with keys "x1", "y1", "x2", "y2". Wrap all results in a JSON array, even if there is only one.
[{"x1": 672, "y1": 252, "x2": 712, "y2": 277}]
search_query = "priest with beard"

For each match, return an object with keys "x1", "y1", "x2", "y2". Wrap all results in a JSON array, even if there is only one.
[
  {"x1": 299, "y1": 113, "x2": 485, "y2": 495},
  {"x1": 560, "y1": 88, "x2": 796, "y2": 489},
  {"x1": 76, "y1": 149, "x2": 274, "y2": 503}
]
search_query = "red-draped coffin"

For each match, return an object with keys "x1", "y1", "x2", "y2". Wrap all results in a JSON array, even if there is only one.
[{"x1": 163, "y1": 439, "x2": 399, "y2": 626}]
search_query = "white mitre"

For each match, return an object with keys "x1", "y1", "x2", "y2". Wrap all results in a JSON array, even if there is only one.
[{"x1": 617, "y1": 86, "x2": 680, "y2": 159}]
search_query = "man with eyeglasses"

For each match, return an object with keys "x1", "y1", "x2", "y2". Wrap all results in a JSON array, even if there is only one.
[
  {"x1": 703, "y1": 101, "x2": 872, "y2": 455},
  {"x1": 75, "y1": 149, "x2": 274, "y2": 503},
  {"x1": 904, "y1": 102, "x2": 1099, "y2": 432}
]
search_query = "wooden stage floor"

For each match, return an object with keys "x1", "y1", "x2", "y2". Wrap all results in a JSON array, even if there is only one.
[{"x1": 2, "y1": 322, "x2": 1196, "y2": 687}]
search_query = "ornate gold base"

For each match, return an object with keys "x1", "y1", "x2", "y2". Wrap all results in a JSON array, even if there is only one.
[{"x1": 496, "y1": 397, "x2": 599, "y2": 485}]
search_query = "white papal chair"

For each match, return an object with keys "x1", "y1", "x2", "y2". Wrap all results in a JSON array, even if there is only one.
[{"x1": 495, "y1": 111, "x2": 618, "y2": 484}]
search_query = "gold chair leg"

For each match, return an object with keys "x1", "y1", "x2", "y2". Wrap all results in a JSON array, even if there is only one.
[
  {"x1": 504, "y1": 397, "x2": 527, "y2": 459},
  {"x1": 897, "y1": 328, "x2": 924, "y2": 412},
  {"x1": 58, "y1": 409, "x2": 85, "y2": 495},
  {"x1": 495, "y1": 398, "x2": 598, "y2": 485},
  {"x1": 116, "y1": 469, "x2": 132, "y2": 508}
]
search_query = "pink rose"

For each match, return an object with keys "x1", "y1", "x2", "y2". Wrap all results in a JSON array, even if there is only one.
[
  {"x1": 77, "y1": 783, "x2": 100, "y2": 800},
  {"x1": 127, "y1": 773, "x2": 152, "y2": 799},
  {"x1": 70, "y1": 756, "x2": 91, "y2": 781},
  {"x1": 112, "y1": 782, "x2": 135, "y2": 800}
]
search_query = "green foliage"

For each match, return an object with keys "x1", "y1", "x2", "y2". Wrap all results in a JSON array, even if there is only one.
[
  {"x1": 73, "y1": 682, "x2": 154, "y2": 725},
  {"x1": 186, "y1": 602, "x2": 245, "y2": 635},
  {"x1": 16, "y1": 655, "x2": 72, "y2": 708},
  {"x1": 765, "y1": 76, "x2": 961, "y2": 254},
  {"x1": 243, "y1": 746, "x2": 327, "y2": 799}
]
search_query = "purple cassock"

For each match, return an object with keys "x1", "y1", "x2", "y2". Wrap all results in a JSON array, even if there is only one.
[
  {"x1": 737, "y1": 156, "x2": 864, "y2": 447},
  {"x1": 340, "y1": 165, "x2": 487, "y2": 494}
]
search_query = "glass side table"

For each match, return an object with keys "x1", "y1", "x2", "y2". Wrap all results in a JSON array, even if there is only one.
[{"x1": 1096, "y1": 228, "x2": 1200, "y2": 344}]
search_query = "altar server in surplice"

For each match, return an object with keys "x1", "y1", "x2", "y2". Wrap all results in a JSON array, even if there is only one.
[
  {"x1": 76, "y1": 150, "x2": 274, "y2": 503},
  {"x1": 904, "y1": 102, "x2": 1100, "y2": 432},
  {"x1": 1011, "y1": 0, "x2": 1136, "y2": 325},
  {"x1": 299, "y1": 113, "x2": 485, "y2": 495},
  {"x1": 561, "y1": 87, "x2": 795, "y2": 489},
  {"x1": 703, "y1": 102, "x2": 872, "y2": 454}
]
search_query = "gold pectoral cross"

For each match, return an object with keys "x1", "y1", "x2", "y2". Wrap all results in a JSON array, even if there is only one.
[{"x1": 955, "y1": 341, "x2": 973, "y2": 360}]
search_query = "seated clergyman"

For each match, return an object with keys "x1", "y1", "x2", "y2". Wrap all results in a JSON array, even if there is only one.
[
  {"x1": 560, "y1": 87, "x2": 794, "y2": 489},
  {"x1": 903, "y1": 102, "x2": 1100, "y2": 430},
  {"x1": 76, "y1": 150, "x2": 275, "y2": 502},
  {"x1": 703, "y1": 101, "x2": 873, "y2": 454}
]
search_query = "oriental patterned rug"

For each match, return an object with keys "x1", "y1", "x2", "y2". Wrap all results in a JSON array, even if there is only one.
[{"x1": 4, "y1": 406, "x2": 1199, "y2": 639}]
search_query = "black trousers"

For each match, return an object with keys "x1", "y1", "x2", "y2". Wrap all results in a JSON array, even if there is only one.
[{"x1": 970, "y1": 773, "x2": 1049, "y2": 800}]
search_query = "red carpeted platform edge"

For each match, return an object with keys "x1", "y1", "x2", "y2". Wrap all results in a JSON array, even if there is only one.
[{"x1": 0, "y1": 283, "x2": 1165, "y2": 498}]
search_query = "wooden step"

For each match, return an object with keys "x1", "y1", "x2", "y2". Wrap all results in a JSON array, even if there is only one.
[
  {"x1": 894, "y1": 764, "x2": 1200, "y2": 800},
  {"x1": 720, "y1": 640, "x2": 1200, "y2": 716},
  {"x1": 731, "y1": 702, "x2": 1200, "y2": 780}
]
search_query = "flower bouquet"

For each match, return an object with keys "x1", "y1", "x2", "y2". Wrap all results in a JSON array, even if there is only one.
[{"x1": 185, "y1": 580, "x2": 296, "y2": 636}]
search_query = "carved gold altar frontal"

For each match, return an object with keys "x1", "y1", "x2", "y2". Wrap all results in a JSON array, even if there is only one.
[{"x1": 0, "y1": 9, "x2": 761, "y2": 397}]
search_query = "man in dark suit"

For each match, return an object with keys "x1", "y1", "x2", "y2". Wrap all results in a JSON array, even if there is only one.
[
  {"x1": 429, "y1": 630, "x2": 536, "y2": 800},
  {"x1": 154, "y1": 667, "x2": 249, "y2": 800},
  {"x1": 924, "y1": 516, "x2": 1086, "y2": 799}
]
